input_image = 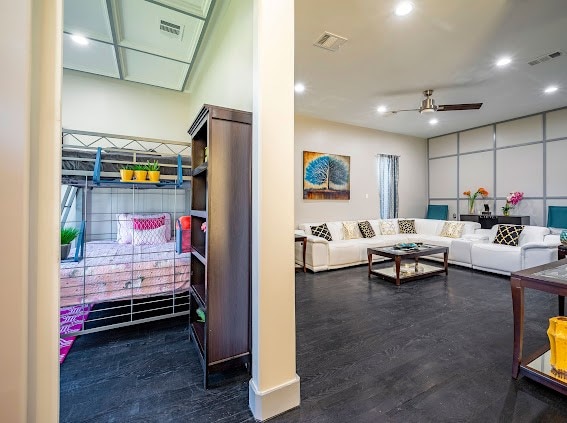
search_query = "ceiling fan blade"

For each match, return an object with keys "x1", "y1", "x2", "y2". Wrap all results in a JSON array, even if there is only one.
[
  {"x1": 388, "y1": 108, "x2": 420, "y2": 114},
  {"x1": 437, "y1": 103, "x2": 483, "y2": 111}
]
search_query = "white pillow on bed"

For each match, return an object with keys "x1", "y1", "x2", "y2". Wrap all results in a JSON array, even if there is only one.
[
  {"x1": 132, "y1": 225, "x2": 167, "y2": 246},
  {"x1": 117, "y1": 213, "x2": 172, "y2": 243}
]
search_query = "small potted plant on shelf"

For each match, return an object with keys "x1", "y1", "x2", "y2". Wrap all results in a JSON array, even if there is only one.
[
  {"x1": 133, "y1": 163, "x2": 148, "y2": 181},
  {"x1": 120, "y1": 164, "x2": 134, "y2": 181},
  {"x1": 147, "y1": 160, "x2": 160, "y2": 182},
  {"x1": 61, "y1": 227, "x2": 79, "y2": 260}
]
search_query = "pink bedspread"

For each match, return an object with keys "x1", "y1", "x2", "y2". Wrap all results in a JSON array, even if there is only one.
[{"x1": 60, "y1": 241, "x2": 190, "y2": 307}]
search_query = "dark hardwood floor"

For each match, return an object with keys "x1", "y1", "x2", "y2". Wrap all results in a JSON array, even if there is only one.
[{"x1": 61, "y1": 264, "x2": 567, "y2": 422}]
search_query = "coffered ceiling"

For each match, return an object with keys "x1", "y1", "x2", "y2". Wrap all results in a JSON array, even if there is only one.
[
  {"x1": 295, "y1": 0, "x2": 567, "y2": 138},
  {"x1": 63, "y1": 0, "x2": 215, "y2": 91}
]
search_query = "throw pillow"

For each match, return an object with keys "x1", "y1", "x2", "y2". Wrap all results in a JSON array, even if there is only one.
[
  {"x1": 132, "y1": 225, "x2": 168, "y2": 245},
  {"x1": 358, "y1": 221, "x2": 376, "y2": 238},
  {"x1": 132, "y1": 216, "x2": 166, "y2": 231},
  {"x1": 117, "y1": 213, "x2": 172, "y2": 243},
  {"x1": 493, "y1": 224, "x2": 524, "y2": 246},
  {"x1": 310, "y1": 223, "x2": 333, "y2": 241},
  {"x1": 440, "y1": 221, "x2": 465, "y2": 238},
  {"x1": 342, "y1": 221, "x2": 361, "y2": 240},
  {"x1": 379, "y1": 220, "x2": 397, "y2": 235},
  {"x1": 398, "y1": 219, "x2": 417, "y2": 234}
]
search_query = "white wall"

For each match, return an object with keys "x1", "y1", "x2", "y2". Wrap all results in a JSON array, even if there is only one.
[
  {"x1": 295, "y1": 114, "x2": 427, "y2": 225},
  {"x1": 428, "y1": 107, "x2": 567, "y2": 226},
  {"x1": 185, "y1": 0, "x2": 253, "y2": 121},
  {"x1": 62, "y1": 70, "x2": 191, "y2": 142}
]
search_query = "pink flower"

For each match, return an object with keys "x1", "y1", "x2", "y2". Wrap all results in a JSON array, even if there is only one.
[
  {"x1": 201, "y1": 222, "x2": 207, "y2": 232},
  {"x1": 507, "y1": 191, "x2": 524, "y2": 206}
]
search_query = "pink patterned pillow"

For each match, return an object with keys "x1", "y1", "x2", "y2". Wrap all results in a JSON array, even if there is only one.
[
  {"x1": 116, "y1": 213, "x2": 172, "y2": 243},
  {"x1": 132, "y1": 216, "x2": 165, "y2": 231},
  {"x1": 132, "y1": 225, "x2": 167, "y2": 245}
]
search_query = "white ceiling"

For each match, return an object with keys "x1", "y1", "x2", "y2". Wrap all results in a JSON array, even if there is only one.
[
  {"x1": 295, "y1": 0, "x2": 567, "y2": 138},
  {"x1": 63, "y1": 0, "x2": 214, "y2": 91}
]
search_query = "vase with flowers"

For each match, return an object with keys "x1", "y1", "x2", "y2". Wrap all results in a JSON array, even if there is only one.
[
  {"x1": 464, "y1": 187, "x2": 489, "y2": 214},
  {"x1": 502, "y1": 191, "x2": 524, "y2": 216}
]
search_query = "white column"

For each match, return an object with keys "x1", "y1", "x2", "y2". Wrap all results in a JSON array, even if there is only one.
[
  {"x1": 249, "y1": 0, "x2": 299, "y2": 421},
  {"x1": 0, "y1": 0, "x2": 61, "y2": 421}
]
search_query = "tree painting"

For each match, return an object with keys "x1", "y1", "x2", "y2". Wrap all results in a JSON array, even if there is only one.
[{"x1": 303, "y1": 151, "x2": 350, "y2": 200}]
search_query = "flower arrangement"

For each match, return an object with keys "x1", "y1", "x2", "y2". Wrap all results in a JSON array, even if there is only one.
[
  {"x1": 201, "y1": 221, "x2": 207, "y2": 232},
  {"x1": 463, "y1": 187, "x2": 489, "y2": 214},
  {"x1": 502, "y1": 191, "x2": 524, "y2": 216}
]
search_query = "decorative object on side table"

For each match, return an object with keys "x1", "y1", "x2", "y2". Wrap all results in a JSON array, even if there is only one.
[
  {"x1": 502, "y1": 191, "x2": 524, "y2": 216},
  {"x1": 561, "y1": 230, "x2": 567, "y2": 246},
  {"x1": 61, "y1": 226, "x2": 79, "y2": 260},
  {"x1": 482, "y1": 203, "x2": 490, "y2": 215},
  {"x1": 146, "y1": 160, "x2": 160, "y2": 182},
  {"x1": 120, "y1": 164, "x2": 134, "y2": 181},
  {"x1": 463, "y1": 187, "x2": 489, "y2": 214},
  {"x1": 548, "y1": 316, "x2": 567, "y2": 379}
]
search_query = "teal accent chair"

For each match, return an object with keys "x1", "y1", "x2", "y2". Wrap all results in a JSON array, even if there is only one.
[
  {"x1": 548, "y1": 206, "x2": 567, "y2": 229},
  {"x1": 426, "y1": 205, "x2": 448, "y2": 220}
]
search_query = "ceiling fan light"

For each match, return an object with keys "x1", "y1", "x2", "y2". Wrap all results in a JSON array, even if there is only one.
[{"x1": 395, "y1": 1, "x2": 414, "y2": 16}]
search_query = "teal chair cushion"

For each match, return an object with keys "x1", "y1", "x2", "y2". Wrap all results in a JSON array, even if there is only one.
[
  {"x1": 548, "y1": 206, "x2": 567, "y2": 229},
  {"x1": 426, "y1": 205, "x2": 448, "y2": 220}
]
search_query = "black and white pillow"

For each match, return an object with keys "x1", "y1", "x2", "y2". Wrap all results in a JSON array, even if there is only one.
[
  {"x1": 358, "y1": 221, "x2": 376, "y2": 238},
  {"x1": 398, "y1": 219, "x2": 417, "y2": 234},
  {"x1": 310, "y1": 223, "x2": 333, "y2": 241},
  {"x1": 493, "y1": 224, "x2": 524, "y2": 246}
]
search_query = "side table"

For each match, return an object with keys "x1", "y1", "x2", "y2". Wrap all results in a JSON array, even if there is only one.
[
  {"x1": 295, "y1": 234, "x2": 307, "y2": 273},
  {"x1": 559, "y1": 245, "x2": 567, "y2": 260}
]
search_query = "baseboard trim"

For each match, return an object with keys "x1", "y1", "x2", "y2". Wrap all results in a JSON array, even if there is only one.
[{"x1": 249, "y1": 374, "x2": 300, "y2": 421}]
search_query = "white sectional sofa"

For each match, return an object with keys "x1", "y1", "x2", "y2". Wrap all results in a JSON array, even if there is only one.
[{"x1": 295, "y1": 218, "x2": 561, "y2": 276}]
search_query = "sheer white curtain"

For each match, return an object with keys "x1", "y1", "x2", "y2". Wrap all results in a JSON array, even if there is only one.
[{"x1": 377, "y1": 154, "x2": 399, "y2": 219}]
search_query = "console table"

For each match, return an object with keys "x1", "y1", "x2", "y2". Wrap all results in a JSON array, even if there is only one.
[{"x1": 460, "y1": 214, "x2": 530, "y2": 229}]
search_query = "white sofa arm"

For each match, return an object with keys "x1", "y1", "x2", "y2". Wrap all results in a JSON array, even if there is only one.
[
  {"x1": 305, "y1": 235, "x2": 329, "y2": 244},
  {"x1": 462, "y1": 234, "x2": 489, "y2": 242},
  {"x1": 544, "y1": 234, "x2": 561, "y2": 247},
  {"x1": 521, "y1": 242, "x2": 559, "y2": 269},
  {"x1": 295, "y1": 229, "x2": 306, "y2": 236}
]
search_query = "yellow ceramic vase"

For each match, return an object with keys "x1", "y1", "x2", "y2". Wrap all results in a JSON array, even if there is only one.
[
  {"x1": 148, "y1": 170, "x2": 160, "y2": 182},
  {"x1": 134, "y1": 170, "x2": 148, "y2": 181},
  {"x1": 548, "y1": 316, "x2": 567, "y2": 377},
  {"x1": 120, "y1": 169, "x2": 134, "y2": 181}
]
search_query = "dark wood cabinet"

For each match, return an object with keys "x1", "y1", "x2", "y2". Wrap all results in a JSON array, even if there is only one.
[
  {"x1": 188, "y1": 105, "x2": 252, "y2": 388},
  {"x1": 460, "y1": 214, "x2": 530, "y2": 229}
]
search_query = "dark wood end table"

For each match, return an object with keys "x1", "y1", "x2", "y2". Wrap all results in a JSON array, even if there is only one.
[
  {"x1": 511, "y1": 259, "x2": 567, "y2": 395},
  {"x1": 295, "y1": 234, "x2": 307, "y2": 273},
  {"x1": 559, "y1": 245, "x2": 567, "y2": 260},
  {"x1": 367, "y1": 244, "x2": 448, "y2": 286}
]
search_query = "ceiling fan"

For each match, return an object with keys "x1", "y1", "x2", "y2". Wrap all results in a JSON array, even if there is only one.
[{"x1": 387, "y1": 89, "x2": 483, "y2": 114}]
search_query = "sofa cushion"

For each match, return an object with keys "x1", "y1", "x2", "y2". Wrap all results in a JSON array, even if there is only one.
[
  {"x1": 471, "y1": 242, "x2": 522, "y2": 273},
  {"x1": 310, "y1": 223, "x2": 333, "y2": 241},
  {"x1": 398, "y1": 219, "x2": 417, "y2": 234},
  {"x1": 493, "y1": 225, "x2": 524, "y2": 246},
  {"x1": 342, "y1": 221, "x2": 362, "y2": 240},
  {"x1": 379, "y1": 220, "x2": 398, "y2": 235},
  {"x1": 440, "y1": 221, "x2": 465, "y2": 238},
  {"x1": 358, "y1": 220, "x2": 376, "y2": 238},
  {"x1": 328, "y1": 240, "x2": 364, "y2": 266}
]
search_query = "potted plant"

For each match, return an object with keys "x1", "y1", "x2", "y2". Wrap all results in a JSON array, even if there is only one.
[
  {"x1": 61, "y1": 227, "x2": 79, "y2": 260},
  {"x1": 133, "y1": 163, "x2": 148, "y2": 181},
  {"x1": 147, "y1": 160, "x2": 160, "y2": 182},
  {"x1": 120, "y1": 164, "x2": 134, "y2": 181}
]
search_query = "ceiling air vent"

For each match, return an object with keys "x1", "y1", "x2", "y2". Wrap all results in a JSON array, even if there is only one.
[
  {"x1": 160, "y1": 19, "x2": 184, "y2": 40},
  {"x1": 528, "y1": 51, "x2": 564, "y2": 66},
  {"x1": 313, "y1": 32, "x2": 348, "y2": 52}
]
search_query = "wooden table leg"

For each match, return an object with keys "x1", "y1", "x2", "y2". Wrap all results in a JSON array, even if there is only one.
[
  {"x1": 560, "y1": 295, "x2": 565, "y2": 316},
  {"x1": 368, "y1": 253, "x2": 372, "y2": 277},
  {"x1": 444, "y1": 250, "x2": 448, "y2": 275},
  {"x1": 302, "y1": 240, "x2": 306, "y2": 273},
  {"x1": 511, "y1": 277, "x2": 525, "y2": 379},
  {"x1": 395, "y1": 256, "x2": 401, "y2": 286}
]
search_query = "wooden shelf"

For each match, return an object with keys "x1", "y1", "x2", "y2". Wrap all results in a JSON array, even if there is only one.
[
  {"x1": 191, "y1": 250, "x2": 206, "y2": 266},
  {"x1": 191, "y1": 285, "x2": 206, "y2": 310},
  {"x1": 192, "y1": 162, "x2": 208, "y2": 176},
  {"x1": 191, "y1": 210, "x2": 207, "y2": 219},
  {"x1": 191, "y1": 322, "x2": 205, "y2": 358}
]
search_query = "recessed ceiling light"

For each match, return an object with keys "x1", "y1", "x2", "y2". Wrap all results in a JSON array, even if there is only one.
[
  {"x1": 496, "y1": 56, "x2": 511, "y2": 67},
  {"x1": 395, "y1": 1, "x2": 414, "y2": 16},
  {"x1": 70, "y1": 34, "x2": 89, "y2": 46},
  {"x1": 294, "y1": 83, "x2": 305, "y2": 93},
  {"x1": 377, "y1": 105, "x2": 387, "y2": 113},
  {"x1": 429, "y1": 118, "x2": 439, "y2": 125},
  {"x1": 544, "y1": 85, "x2": 559, "y2": 94}
]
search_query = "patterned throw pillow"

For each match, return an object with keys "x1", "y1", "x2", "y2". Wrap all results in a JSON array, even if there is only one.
[
  {"x1": 440, "y1": 221, "x2": 465, "y2": 238},
  {"x1": 398, "y1": 219, "x2": 417, "y2": 234},
  {"x1": 358, "y1": 221, "x2": 376, "y2": 238},
  {"x1": 379, "y1": 220, "x2": 397, "y2": 235},
  {"x1": 342, "y1": 221, "x2": 361, "y2": 240},
  {"x1": 310, "y1": 223, "x2": 333, "y2": 241},
  {"x1": 132, "y1": 225, "x2": 168, "y2": 245},
  {"x1": 493, "y1": 224, "x2": 524, "y2": 246}
]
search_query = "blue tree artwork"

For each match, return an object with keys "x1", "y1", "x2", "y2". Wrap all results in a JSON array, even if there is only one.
[{"x1": 303, "y1": 151, "x2": 350, "y2": 200}]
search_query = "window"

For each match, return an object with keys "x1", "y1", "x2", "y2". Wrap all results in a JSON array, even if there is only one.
[{"x1": 377, "y1": 154, "x2": 399, "y2": 219}]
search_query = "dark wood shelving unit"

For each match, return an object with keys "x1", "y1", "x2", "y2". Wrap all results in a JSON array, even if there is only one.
[{"x1": 188, "y1": 104, "x2": 252, "y2": 388}]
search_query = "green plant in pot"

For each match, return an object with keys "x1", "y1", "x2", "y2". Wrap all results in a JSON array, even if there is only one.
[
  {"x1": 133, "y1": 163, "x2": 148, "y2": 181},
  {"x1": 61, "y1": 227, "x2": 79, "y2": 260},
  {"x1": 146, "y1": 160, "x2": 160, "y2": 182},
  {"x1": 120, "y1": 164, "x2": 134, "y2": 181}
]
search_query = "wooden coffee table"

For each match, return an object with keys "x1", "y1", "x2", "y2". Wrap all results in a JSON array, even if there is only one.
[{"x1": 367, "y1": 244, "x2": 448, "y2": 286}]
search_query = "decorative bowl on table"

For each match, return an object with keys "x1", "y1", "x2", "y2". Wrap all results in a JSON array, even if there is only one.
[{"x1": 394, "y1": 243, "x2": 418, "y2": 250}]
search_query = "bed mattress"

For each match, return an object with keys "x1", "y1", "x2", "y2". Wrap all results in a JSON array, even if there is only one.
[{"x1": 60, "y1": 241, "x2": 190, "y2": 307}]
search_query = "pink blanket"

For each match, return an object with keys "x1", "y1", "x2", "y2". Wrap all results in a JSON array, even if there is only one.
[{"x1": 60, "y1": 241, "x2": 190, "y2": 307}]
